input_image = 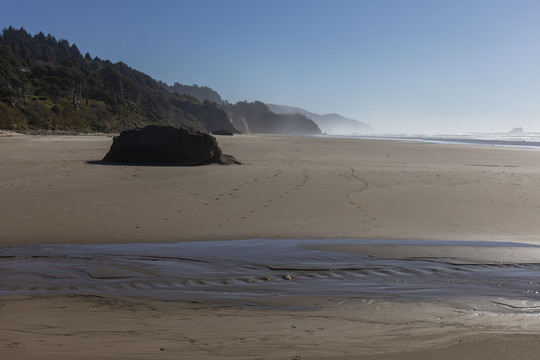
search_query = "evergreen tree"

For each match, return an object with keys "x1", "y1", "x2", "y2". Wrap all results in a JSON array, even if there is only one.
[{"x1": 0, "y1": 27, "x2": 235, "y2": 132}]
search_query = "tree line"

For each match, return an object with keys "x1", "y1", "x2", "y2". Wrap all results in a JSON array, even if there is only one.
[{"x1": 0, "y1": 27, "x2": 233, "y2": 133}]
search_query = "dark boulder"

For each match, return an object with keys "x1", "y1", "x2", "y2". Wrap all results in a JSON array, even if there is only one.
[{"x1": 103, "y1": 125, "x2": 240, "y2": 165}]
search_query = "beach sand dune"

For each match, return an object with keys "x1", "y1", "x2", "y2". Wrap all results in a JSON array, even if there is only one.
[{"x1": 2, "y1": 133, "x2": 540, "y2": 359}]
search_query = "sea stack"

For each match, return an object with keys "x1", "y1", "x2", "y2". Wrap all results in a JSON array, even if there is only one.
[{"x1": 103, "y1": 125, "x2": 240, "y2": 165}]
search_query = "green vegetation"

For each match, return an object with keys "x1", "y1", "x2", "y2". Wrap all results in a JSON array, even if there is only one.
[
  {"x1": 160, "y1": 81, "x2": 224, "y2": 105},
  {"x1": 0, "y1": 27, "x2": 234, "y2": 133},
  {"x1": 0, "y1": 27, "x2": 321, "y2": 135}
]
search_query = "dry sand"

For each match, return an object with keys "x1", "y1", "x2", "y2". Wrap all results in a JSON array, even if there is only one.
[
  {"x1": 2, "y1": 132, "x2": 540, "y2": 359},
  {"x1": 2, "y1": 133, "x2": 540, "y2": 245}
]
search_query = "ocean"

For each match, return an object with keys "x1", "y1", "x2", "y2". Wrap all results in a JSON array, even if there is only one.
[{"x1": 337, "y1": 132, "x2": 540, "y2": 149}]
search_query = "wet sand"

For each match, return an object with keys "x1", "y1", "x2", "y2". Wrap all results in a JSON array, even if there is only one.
[
  {"x1": 4, "y1": 293, "x2": 540, "y2": 360},
  {"x1": 3, "y1": 132, "x2": 540, "y2": 359}
]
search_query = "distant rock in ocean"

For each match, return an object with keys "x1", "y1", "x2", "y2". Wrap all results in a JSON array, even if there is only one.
[
  {"x1": 509, "y1": 127, "x2": 525, "y2": 134},
  {"x1": 103, "y1": 125, "x2": 240, "y2": 165}
]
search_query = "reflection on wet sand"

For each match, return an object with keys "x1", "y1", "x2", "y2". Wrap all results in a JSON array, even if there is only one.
[{"x1": 3, "y1": 239, "x2": 540, "y2": 309}]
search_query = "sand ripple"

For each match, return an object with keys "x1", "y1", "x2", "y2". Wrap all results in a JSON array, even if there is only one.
[{"x1": 2, "y1": 239, "x2": 540, "y2": 307}]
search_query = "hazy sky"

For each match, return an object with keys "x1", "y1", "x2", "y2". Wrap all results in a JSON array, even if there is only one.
[{"x1": 3, "y1": 0, "x2": 540, "y2": 133}]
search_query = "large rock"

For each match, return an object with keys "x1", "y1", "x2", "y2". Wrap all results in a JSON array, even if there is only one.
[{"x1": 103, "y1": 125, "x2": 240, "y2": 165}]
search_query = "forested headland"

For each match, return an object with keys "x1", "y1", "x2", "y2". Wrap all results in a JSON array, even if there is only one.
[{"x1": 0, "y1": 27, "x2": 325, "y2": 135}]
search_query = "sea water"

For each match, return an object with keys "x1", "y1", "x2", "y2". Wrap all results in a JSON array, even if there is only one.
[{"x1": 336, "y1": 131, "x2": 540, "y2": 149}]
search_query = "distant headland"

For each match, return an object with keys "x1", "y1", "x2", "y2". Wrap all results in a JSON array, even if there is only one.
[{"x1": 0, "y1": 27, "x2": 370, "y2": 136}]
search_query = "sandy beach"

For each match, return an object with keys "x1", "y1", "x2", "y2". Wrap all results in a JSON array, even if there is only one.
[
  {"x1": 2, "y1": 133, "x2": 540, "y2": 245},
  {"x1": 3, "y1": 132, "x2": 540, "y2": 359}
]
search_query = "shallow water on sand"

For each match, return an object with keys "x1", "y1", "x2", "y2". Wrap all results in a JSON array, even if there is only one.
[{"x1": 3, "y1": 239, "x2": 540, "y2": 305}]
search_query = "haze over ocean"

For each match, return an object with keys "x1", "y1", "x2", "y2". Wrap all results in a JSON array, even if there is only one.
[{"x1": 2, "y1": 0, "x2": 540, "y2": 134}]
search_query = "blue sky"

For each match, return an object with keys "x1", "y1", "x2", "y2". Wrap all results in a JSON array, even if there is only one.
[{"x1": 3, "y1": 0, "x2": 540, "y2": 133}]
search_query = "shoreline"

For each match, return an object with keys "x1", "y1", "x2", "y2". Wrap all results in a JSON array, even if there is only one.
[{"x1": 331, "y1": 131, "x2": 540, "y2": 149}]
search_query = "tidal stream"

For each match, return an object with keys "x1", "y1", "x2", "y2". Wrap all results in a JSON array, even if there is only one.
[{"x1": 2, "y1": 239, "x2": 540, "y2": 305}]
